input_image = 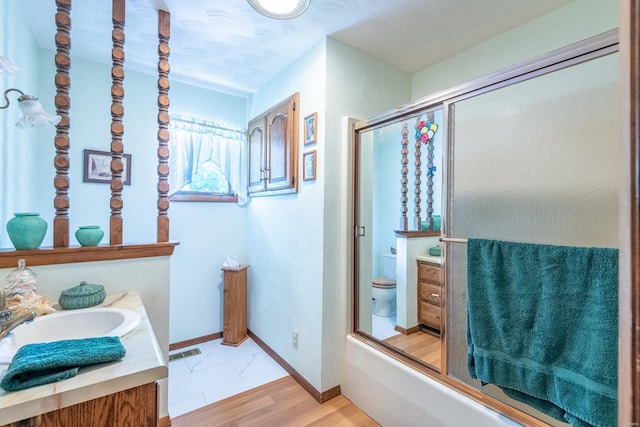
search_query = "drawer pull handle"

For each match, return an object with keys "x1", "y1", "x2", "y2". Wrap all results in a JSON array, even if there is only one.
[{"x1": 431, "y1": 293, "x2": 440, "y2": 297}]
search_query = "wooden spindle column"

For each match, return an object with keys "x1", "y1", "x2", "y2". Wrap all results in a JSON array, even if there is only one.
[
  {"x1": 157, "y1": 10, "x2": 171, "y2": 243},
  {"x1": 53, "y1": 0, "x2": 71, "y2": 248},
  {"x1": 413, "y1": 116, "x2": 423, "y2": 230},
  {"x1": 399, "y1": 123, "x2": 409, "y2": 231},
  {"x1": 110, "y1": 0, "x2": 125, "y2": 245}
]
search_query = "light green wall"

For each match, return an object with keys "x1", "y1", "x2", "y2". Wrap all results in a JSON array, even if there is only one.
[
  {"x1": 0, "y1": 1, "x2": 44, "y2": 249},
  {"x1": 164, "y1": 80, "x2": 248, "y2": 344},
  {"x1": 411, "y1": 0, "x2": 619, "y2": 99},
  {"x1": 323, "y1": 38, "x2": 411, "y2": 389},
  {"x1": 246, "y1": 37, "x2": 410, "y2": 394},
  {"x1": 247, "y1": 41, "x2": 328, "y2": 391}
]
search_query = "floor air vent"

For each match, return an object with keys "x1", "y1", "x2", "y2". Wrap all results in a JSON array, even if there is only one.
[{"x1": 169, "y1": 348, "x2": 201, "y2": 362}]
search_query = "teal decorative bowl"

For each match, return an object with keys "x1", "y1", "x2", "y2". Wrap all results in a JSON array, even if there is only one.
[
  {"x1": 59, "y1": 281, "x2": 106, "y2": 310},
  {"x1": 75, "y1": 225, "x2": 104, "y2": 247}
]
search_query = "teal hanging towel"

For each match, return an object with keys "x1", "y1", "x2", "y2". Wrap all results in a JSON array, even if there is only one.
[
  {"x1": 467, "y1": 239, "x2": 618, "y2": 427},
  {"x1": 1, "y1": 336, "x2": 126, "y2": 392}
]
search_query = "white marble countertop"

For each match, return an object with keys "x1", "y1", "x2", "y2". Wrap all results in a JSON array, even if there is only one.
[
  {"x1": 416, "y1": 254, "x2": 442, "y2": 264},
  {"x1": 0, "y1": 291, "x2": 167, "y2": 425}
]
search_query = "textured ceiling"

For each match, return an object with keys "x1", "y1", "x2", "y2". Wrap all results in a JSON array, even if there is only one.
[{"x1": 20, "y1": 0, "x2": 573, "y2": 97}]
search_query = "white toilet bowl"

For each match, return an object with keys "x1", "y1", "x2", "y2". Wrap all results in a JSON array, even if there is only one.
[
  {"x1": 372, "y1": 253, "x2": 397, "y2": 317},
  {"x1": 372, "y1": 277, "x2": 396, "y2": 317}
]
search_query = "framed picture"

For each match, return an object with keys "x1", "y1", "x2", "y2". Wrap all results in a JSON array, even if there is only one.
[
  {"x1": 304, "y1": 112, "x2": 317, "y2": 145},
  {"x1": 303, "y1": 150, "x2": 317, "y2": 181},
  {"x1": 83, "y1": 149, "x2": 132, "y2": 185}
]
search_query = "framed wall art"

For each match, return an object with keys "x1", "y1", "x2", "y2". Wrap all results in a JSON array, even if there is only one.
[
  {"x1": 303, "y1": 150, "x2": 317, "y2": 181},
  {"x1": 83, "y1": 149, "x2": 132, "y2": 185},
  {"x1": 304, "y1": 112, "x2": 317, "y2": 146}
]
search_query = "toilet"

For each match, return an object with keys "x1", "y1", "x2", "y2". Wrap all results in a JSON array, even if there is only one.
[{"x1": 372, "y1": 253, "x2": 397, "y2": 317}]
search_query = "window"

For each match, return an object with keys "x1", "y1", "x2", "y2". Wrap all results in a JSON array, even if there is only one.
[{"x1": 168, "y1": 114, "x2": 246, "y2": 202}]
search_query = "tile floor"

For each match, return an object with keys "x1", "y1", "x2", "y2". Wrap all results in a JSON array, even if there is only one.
[
  {"x1": 372, "y1": 313, "x2": 399, "y2": 340},
  {"x1": 168, "y1": 336, "x2": 289, "y2": 418}
]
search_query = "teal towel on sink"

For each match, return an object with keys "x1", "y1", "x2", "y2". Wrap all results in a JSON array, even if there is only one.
[
  {"x1": 466, "y1": 239, "x2": 618, "y2": 427},
  {"x1": 0, "y1": 336, "x2": 126, "y2": 392}
]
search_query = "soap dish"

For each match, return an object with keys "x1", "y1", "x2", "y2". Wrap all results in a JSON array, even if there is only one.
[{"x1": 59, "y1": 281, "x2": 106, "y2": 310}]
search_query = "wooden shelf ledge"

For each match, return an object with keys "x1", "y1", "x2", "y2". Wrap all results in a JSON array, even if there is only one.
[
  {"x1": 394, "y1": 230, "x2": 441, "y2": 238},
  {"x1": 0, "y1": 241, "x2": 179, "y2": 268}
]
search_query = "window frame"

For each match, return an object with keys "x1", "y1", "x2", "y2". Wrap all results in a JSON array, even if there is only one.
[
  {"x1": 168, "y1": 114, "x2": 245, "y2": 203},
  {"x1": 169, "y1": 191, "x2": 238, "y2": 203}
]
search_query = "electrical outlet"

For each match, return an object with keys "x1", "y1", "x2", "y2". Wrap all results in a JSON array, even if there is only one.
[{"x1": 292, "y1": 331, "x2": 298, "y2": 349}]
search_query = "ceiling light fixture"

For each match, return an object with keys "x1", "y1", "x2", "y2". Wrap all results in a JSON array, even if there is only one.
[
  {"x1": 1, "y1": 88, "x2": 61, "y2": 129},
  {"x1": 247, "y1": 0, "x2": 310, "y2": 19}
]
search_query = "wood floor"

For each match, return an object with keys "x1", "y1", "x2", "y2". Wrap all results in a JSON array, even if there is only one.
[
  {"x1": 384, "y1": 330, "x2": 442, "y2": 370},
  {"x1": 171, "y1": 376, "x2": 380, "y2": 427}
]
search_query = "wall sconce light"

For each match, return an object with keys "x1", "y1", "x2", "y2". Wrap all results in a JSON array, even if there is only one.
[
  {"x1": 0, "y1": 55, "x2": 20, "y2": 75},
  {"x1": 247, "y1": 0, "x2": 310, "y2": 19},
  {"x1": 1, "y1": 88, "x2": 61, "y2": 129}
]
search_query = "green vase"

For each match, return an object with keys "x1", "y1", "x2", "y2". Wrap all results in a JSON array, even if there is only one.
[
  {"x1": 6, "y1": 213, "x2": 48, "y2": 250},
  {"x1": 75, "y1": 225, "x2": 104, "y2": 247}
]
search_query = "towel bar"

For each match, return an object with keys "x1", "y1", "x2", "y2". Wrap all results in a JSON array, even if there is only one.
[{"x1": 439, "y1": 237, "x2": 468, "y2": 244}]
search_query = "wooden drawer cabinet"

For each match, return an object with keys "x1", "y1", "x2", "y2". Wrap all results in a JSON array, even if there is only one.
[{"x1": 417, "y1": 260, "x2": 442, "y2": 334}]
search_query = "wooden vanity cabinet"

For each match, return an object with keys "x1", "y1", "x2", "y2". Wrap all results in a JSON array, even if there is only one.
[
  {"x1": 418, "y1": 260, "x2": 442, "y2": 335},
  {"x1": 3, "y1": 382, "x2": 157, "y2": 427}
]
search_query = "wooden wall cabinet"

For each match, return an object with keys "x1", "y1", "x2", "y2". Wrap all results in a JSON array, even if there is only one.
[
  {"x1": 222, "y1": 265, "x2": 249, "y2": 346},
  {"x1": 418, "y1": 260, "x2": 442, "y2": 335},
  {"x1": 248, "y1": 93, "x2": 299, "y2": 196}
]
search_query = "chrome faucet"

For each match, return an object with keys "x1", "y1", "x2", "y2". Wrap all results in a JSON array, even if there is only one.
[{"x1": 0, "y1": 311, "x2": 37, "y2": 340}]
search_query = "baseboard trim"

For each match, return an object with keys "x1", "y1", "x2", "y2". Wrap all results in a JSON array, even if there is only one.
[
  {"x1": 394, "y1": 324, "x2": 420, "y2": 335},
  {"x1": 158, "y1": 415, "x2": 171, "y2": 427},
  {"x1": 169, "y1": 332, "x2": 223, "y2": 351},
  {"x1": 248, "y1": 329, "x2": 341, "y2": 403}
]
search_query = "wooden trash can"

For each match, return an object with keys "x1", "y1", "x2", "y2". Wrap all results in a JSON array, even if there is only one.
[{"x1": 221, "y1": 265, "x2": 249, "y2": 346}]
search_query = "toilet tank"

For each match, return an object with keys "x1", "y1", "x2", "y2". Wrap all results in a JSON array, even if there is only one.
[{"x1": 382, "y1": 253, "x2": 397, "y2": 279}]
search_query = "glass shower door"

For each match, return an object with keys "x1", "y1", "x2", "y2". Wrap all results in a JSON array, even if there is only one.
[{"x1": 445, "y1": 52, "x2": 619, "y2": 425}]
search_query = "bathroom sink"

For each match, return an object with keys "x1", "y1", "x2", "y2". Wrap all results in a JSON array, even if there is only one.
[{"x1": 0, "y1": 307, "x2": 141, "y2": 363}]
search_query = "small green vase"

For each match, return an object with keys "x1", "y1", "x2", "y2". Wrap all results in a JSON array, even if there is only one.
[
  {"x1": 6, "y1": 213, "x2": 48, "y2": 250},
  {"x1": 75, "y1": 225, "x2": 104, "y2": 247}
]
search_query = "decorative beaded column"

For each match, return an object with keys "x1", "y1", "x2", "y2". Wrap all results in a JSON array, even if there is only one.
[
  {"x1": 425, "y1": 110, "x2": 436, "y2": 229},
  {"x1": 399, "y1": 122, "x2": 409, "y2": 231},
  {"x1": 157, "y1": 10, "x2": 171, "y2": 243},
  {"x1": 413, "y1": 116, "x2": 423, "y2": 231},
  {"x1": 53, "y1": 0, "x2": 71, "y2": 248},
  {"x1": 110, "y1": 0, "x2": 125, "y2": 245}
]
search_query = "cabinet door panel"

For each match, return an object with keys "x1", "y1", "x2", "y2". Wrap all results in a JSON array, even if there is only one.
[
  {"x1": 248, "y1": 119, "x2": 266, "y2": 193},
  {"x1": 267, "y1": 112, "x2": 288, "y2": 189}
]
